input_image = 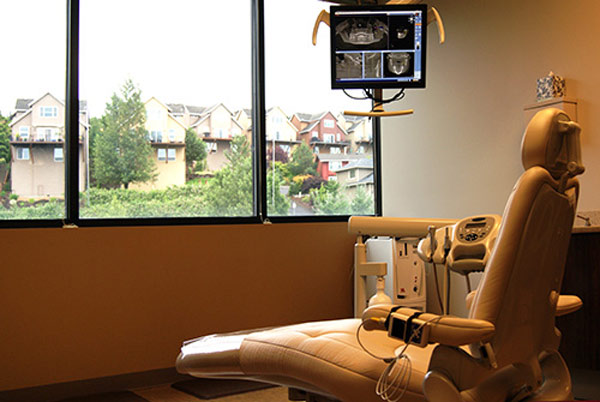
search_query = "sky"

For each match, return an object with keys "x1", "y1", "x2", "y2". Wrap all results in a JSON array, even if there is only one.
[{"x1": 1, "y1": 0, "x2": 371, "y2": 119}]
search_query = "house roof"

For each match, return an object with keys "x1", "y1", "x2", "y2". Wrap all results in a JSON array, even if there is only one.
[
  {"x1": 315, "y1": 153, "x2": 364, "y2": 163},
  {"x1": 15, "y1": 98, "x2": 34, "y2": 111},
  {"x1": 299, "y1": 121, "x2": 319, "y2": 134},
  {"x1": 346, "y1": 172, "x2": 374, "y2": 187},
  {"x1": 334, "y1": 158, "x2": 373, "y2": 172},
  {"x1": 293, "y1": 111, "x2": 328, "y2": 123},
  {"x1": 166, "y1": 103, "x2": 186, "y2": 114}
]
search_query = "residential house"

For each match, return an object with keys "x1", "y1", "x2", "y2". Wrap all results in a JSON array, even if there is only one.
[
  {"x1": 338, "y1": 114, "x2": 373, "y2": 155},
  {"x1": 333, "y1": 158, "x2": 374, "y2": 199},
  {"x1": 290, "y1": 112, "x2": 349, "y2": 155},
  {"x1": 135, "y1": 97, "x2": 187, "y2": 190},
  {"x1": 8, "y1": 93, "x2": 87, "y2": 198},
  {"x1": 266, "y1": 107, "x2": 300, "y2": 159},
  {"x1": 187, "y1": 103, "x2": 246, "y2": 171},
  {"x1": 233, "y1": 108, "x2": 252, "y2": 138},
  {"x1": 315, "y1": 153, "x2": 364, "y2": 182}
]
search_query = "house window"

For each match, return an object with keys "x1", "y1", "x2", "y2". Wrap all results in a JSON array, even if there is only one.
[
  {"x1": 324, "y1": 134, "x2": 335, "y2": 143},
  {"x1": 168, "y1": 129, "x2": 176, "y2": 142},
  {"x1": 149, "y1": 131, "x2": 163, "y2": 142},
  {"x1": 336, "y1": 133, "x2": 341, "y2": 142},
  {"x1": 167, "y1": 148, "x2": 176, "y2": 161},
  {"x1": 358, "y1": 145, "x2": 365, "y2": 154},
  {"x1": 206, "y1": 142, "x2": 217, "y2": 153},
  {"x1": 157, "y1": 148, "x2": 166, "y2": 161},
  {"x1": 330, "y1": 147, "x2": 341, "y2": 154},
  {"x1": 54, "y1": 148, "x2": 64, "y2": 162},
  {"x1": 19, "y1": 126, "x2": 30, "y2": 141},
  {"x1": 349, "y1": 169, "x2": 356, "y2": 179},
  {"x1": 324, "y1": 119, "x2": 334, "y2": 128},
  {"x1": 16, "y1": 147, "x2": 30, "y2": 161},
  {"x1": 330, "y1": 161, "x2": 342, "y2": 171},
  {"x1": 40, "y1": 106, "x2": 58, "y2": 117},
  {"x1": 314, "y1": 146, "x2": 319, "y2": 154},
  {"x1": 275, "y1": 131, "x2": 281, "y2": 140},
  {"x1": 311, "y1": 131, "x2": 318, "y2": 139}
]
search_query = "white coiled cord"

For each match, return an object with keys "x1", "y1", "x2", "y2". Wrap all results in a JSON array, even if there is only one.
[{"x1": 356, "y1": 316, "x2": 444, "y2": 402}]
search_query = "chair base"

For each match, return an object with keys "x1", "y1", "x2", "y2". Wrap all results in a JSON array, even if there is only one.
[{"x1": 288, "y1": 388, "x2": 339, "y2": 402}]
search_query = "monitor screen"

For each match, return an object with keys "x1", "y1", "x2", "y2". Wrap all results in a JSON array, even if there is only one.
[{"x1": 330, "y1": 4, "x2": 427, "y2": 89}]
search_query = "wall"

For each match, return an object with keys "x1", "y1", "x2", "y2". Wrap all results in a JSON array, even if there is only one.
[
  {"x1": 0, "y1": 222, "x2": 355, "y2": 392},
  {"x1": 381, "y1": 0, "x2": 600, "y2": 316},
  {"x1": 382, "y1": 0, "x2": 600, "y2": 219}
]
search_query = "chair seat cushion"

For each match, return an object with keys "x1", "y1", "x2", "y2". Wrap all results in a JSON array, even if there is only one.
[{"x1": 178, "y1": 319, "x2": 435, "y2": 402}]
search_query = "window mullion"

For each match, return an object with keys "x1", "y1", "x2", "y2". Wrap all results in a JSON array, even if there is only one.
[{"x1": 65, "y1": 0, "x2": 80, "y2": 224}]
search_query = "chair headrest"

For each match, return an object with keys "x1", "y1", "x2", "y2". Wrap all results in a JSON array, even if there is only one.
[{"x1": 521, "y1": 108, "x2": 584, "y2": 180}]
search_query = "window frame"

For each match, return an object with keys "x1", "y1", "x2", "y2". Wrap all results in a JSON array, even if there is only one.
[{"x1": 1, "y1": 0, "x2": 381, "y2": 228}]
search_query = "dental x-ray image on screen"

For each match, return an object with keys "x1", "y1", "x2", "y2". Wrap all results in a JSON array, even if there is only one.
[
  {"x1": 334, "y1": 17, "x2": 389, "y2": 51},
  {"x1": 330, "y1": 4, "x2": 426, "y2": 89}
]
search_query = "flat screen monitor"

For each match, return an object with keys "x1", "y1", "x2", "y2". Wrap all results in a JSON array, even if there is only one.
[{"x1": 330, "y1": 4, "x2": 427, "y2": 89}]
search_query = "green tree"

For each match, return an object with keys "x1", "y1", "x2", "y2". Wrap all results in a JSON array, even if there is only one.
[
  {"x1": 310, "y1": 181, "x2": 350, "y2": 215},
  {"x1": 350, "y1": 185, "x2": 374, "y2": 215},
  {"x1": 205, "y1": 135, "x2": 253, "y2": 216},
  {"x1": 87, "y1": 116, "x2": 103, "y2": 188},
  {"x1": 288, "y1": 142, "x2": 316, "y2": 177},
  {"x1": 92, "y1": 79, "x2": 156, "y2": 189},
  {"x1": 0, "y1": 115, "x2": 11, "y2": 188},
  {"x1": 267, "y1": 162, "x2": 290, "y2": 215},
  {"x1": 185, "y1": 128, "x2": 207, "y2": 180}
]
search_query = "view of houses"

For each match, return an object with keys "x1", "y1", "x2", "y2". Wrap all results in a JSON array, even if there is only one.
[{"x1": 4, "y1": 90, "x2": 374, "y2": 217}]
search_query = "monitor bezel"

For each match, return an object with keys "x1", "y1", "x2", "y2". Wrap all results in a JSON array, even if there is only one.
[{"x1": 330, "y1": 4, "x2": 428, "y2": 90}]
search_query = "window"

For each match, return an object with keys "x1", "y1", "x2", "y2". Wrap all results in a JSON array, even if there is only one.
[
  {"x1": 330, "y1": 147, "x2": 341, "y2": 154},
  {"x1": 54, "y1": 147, "x2": 64, "y2": 162},
  {"x1": 16, "y1": 147, "x2": 30, "y2": 161},
  {"x1": 0, "y1": 0, "x2": 379, "y2": 226},
  {"x1": 40, "y1": 106, "x2": 58, "y2": 117},
  {"x1": 167, "y1": 148, "x2": 176, "y2": 161},
  {"x1": 19, "y1": 126, "x2": 30, "y2": 141},
  {"x1": 207, "y1": 142, "x2": 217, "y2": 153},
  {"x1": 330, "y1": 161, "x2": 342, "y2": 171},
  {"x1": 0, "y1": 0, "x2": 66, "y2": 220},
  {"x1": 324, "y1": 134, "x2": 335, "y2": 143},
  {"x1": 149, "y1": 131, "x2": 163, "y2": 143},
  {"x1": 349, "y1": 169, "x2": 356, "y2": 179}
]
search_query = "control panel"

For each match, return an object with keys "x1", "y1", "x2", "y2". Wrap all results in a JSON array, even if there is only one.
[{"x1": 456, "y1": 216, "x2": 496, "y2": 243}]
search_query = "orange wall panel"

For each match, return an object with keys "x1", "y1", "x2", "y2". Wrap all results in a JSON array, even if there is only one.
[{"x1": 0, "y1": 222, "x2": 355, "y2": 391}]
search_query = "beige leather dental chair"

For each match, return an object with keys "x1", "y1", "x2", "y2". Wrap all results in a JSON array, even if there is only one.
[{"x1": 176, "y1": 108, "x2": 584, "y2": 402}]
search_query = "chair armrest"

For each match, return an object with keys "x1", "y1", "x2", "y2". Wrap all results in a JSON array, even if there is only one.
[
  {"x1": 466, "y1": 290, "x2": 582, "y2": 317},
  {"x1": 362, "y1": 305, "x2": 495, "y2": 347}
]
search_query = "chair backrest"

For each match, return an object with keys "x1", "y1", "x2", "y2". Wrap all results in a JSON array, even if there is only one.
[{"x1": 468, "y1": 108, "x2": 583, "y2": 369}]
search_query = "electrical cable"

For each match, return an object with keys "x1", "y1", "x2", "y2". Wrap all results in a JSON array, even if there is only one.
[
  {"x1": 432, "y1": 262, "x2": 444, "y2": 314},
  {"x1": 372, "y1": 315, "x2": 444, "y2": 402},
  {"x1": 355, "y1": 320, "x2": 397, "y2": 362},
  {"x1": 342, "y1": 89, "x2": 371, "y2": 101}
]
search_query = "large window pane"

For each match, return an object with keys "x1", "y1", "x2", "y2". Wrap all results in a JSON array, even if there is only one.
[
  {"x1": 265, "y1": 0, "x2": 375, "y2": 216},
  {"x1": 79, "y1": 0, "x2": 253, "y2": 218},
  {"x1": 0, "y1": 0, "x2": 66, "y2": 220}
]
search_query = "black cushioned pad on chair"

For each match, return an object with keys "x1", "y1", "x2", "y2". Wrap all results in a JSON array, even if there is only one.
[
  {"x1": 172, "y1": 378, "x2": 274, "y2": 399},
  {"x1": 55, "y1": 391, "x2": 149, "y2": 402}
]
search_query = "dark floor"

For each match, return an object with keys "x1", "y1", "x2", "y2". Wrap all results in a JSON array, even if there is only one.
[{"x1": 572, "y1": 369, "x2": 600, "y2": 401}]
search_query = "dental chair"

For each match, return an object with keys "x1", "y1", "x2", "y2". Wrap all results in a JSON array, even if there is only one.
[{"x1": 176, "y1": 108, "x2": 584, "y2": 402}]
